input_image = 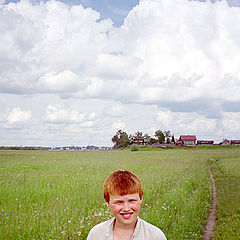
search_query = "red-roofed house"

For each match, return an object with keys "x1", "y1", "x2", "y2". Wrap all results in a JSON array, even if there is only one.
[
  {"x1": 177, "y1": 135, "x2": 197, "y2": 146},
  {"x1": 219, "y1": 139, "x2": 230, "y2": 145},
  {"x1": 230, "y1": 140, "x2": 240, "y2": 145},
  {"x1": 197, "y1": 140, "x2": 214, "y2": 145}
]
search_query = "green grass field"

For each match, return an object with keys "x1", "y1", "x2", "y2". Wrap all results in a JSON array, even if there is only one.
[{"x1": 0, "y1": 148, "x2": 239, "y2": 239}]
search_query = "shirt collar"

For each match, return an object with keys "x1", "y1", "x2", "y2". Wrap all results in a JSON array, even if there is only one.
[
  {"x1": 104, "y1": 218, "x2": 115, "y2": 239},
  {"x1": 132, "y1": 217, "x2": 141, "y2": 238},
  {"x1": 105, "y1": 217, "x2": 141, "y2": 239}
]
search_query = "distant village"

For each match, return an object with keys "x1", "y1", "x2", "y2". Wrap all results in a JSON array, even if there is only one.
[
  {"x1": 1, "y1": 132, "x2": 240, "y2": 151},
  {"x1": 111, "y1": 129, "x2": 240, "y2": 149},
  {"x1": 159, "y1": 135, "x2": 240, "y2": 147}
]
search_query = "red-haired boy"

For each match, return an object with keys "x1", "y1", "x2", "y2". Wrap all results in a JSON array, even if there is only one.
[{"x1": 87, "y1": 170, "x2": 167, "y2": 240}]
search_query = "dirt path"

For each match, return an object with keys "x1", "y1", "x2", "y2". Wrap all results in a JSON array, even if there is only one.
[{"x1": 202, "y1": 167, "x2": 218, "y2": 240}]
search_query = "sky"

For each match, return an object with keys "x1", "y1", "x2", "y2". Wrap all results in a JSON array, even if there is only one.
[{"x1": 1, "y1": 0, "x2": 240, "y2": 147}]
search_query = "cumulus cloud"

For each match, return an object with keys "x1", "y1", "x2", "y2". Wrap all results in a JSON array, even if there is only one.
[
  {"x1": 45, "y1": 104, "x2": 97, "y2": 124},
  {"x1": 1, "y1": 0, "x2": 240, "y2": 145},
  {"x1": 108, "y1": 0, "x2": 240, "y2": 111},
  {"x1": 222, "y1": 112, "x2": 240, "y2": 133},
  {"x1": 155, "y1": 108, "x2": 225, "y2": 141},
  {"x1": 6, "y1": 107, "x2": 32, "y2": 125},
  {"x1": 36, "y1": 70, "x2": 86, "y2": 93},
  {"x1": 157, "y1": 109, "x2": 218, "y2": 131},
  {"x1": 1, "y1": 0, "x2": 239, "y2": 114},
  {"x1": 0, "y1": 0, "x2": 113, "y2": 94},
  {"x1": 111, "y1": 120, "x2": 126, "y2": 133},
  {"x1": 104, "y1": 103, "x2": 126, "y2": 117}
]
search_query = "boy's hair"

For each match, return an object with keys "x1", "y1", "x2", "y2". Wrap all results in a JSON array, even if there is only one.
[{"x1": 103, "y1": 170, "x2": 143, "y2": 203}]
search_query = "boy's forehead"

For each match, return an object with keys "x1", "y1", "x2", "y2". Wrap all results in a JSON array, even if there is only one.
[{"x1": 109, "y1": 193, "x2": 140, "y2": 200}]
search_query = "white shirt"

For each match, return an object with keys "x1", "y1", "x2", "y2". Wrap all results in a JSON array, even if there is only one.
[{"x1": 87, "y1": 217, "x2": 167, "y2": 240}]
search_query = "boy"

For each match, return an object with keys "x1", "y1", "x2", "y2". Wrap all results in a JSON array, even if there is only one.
[{"x1": 87, "y1": 170, "x2": 167, "y2": 240}]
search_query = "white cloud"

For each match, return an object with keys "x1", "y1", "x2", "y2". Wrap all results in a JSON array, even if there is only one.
[
  {"x1": 36, "y1": 70, "x2": 86, "y2": 93},
  {"x1": 111, "y1": 120, "x2": 126, "y2": 133},
  {"x1": 222, "y1": 112, "x2": 240, "y2": 133},
  {"x1": 80, "y1": 121, "x2": 94, "y2": 128},
  {"x1": 104, "y1": 103, "x2": 125, "y2": 117},
  {"x1": 88, "y1": 112, "x2": 98, "y2": 120},
  {"x1": 108, "y1": 0, "x2": 240, "y2": 106},
  {"x1": 1, "y1": 0, "x2": 240, "y2": 145},
  {"x1": 157, "y1": 110, "x2": 174, "y2": 128},
  {"x1": 6, "y1": 107, "x2": 32, "y2": 125},
  {"x1": 0, "y1": 0, "x2": 113, "y2": 95},
  {"x1": 156, "y1": 109, "x2": 218, "y2": 136},
  {"x1": 45, "y1": 105, "x2": 86, "y2": 123},
  {"x1": 1, "y1": 0, "x2": 240, "y2": 110}
]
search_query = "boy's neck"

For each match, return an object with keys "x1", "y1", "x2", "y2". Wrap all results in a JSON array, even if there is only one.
[
  {"x1": 113, "y1": 219, "x2": 138, "y2": 240},
  {"x1": 113, "y1": 218, "x2": 138, "y2": 231}
]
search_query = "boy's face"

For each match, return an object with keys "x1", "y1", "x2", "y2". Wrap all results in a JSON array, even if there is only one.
[{"x1": 107, "y1": 193, "x2": 142, "y2": 227}]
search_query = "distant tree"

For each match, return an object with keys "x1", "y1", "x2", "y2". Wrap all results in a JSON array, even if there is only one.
[
  {"x1": 164, "y1": 130, "x2": 171, "y2": 144},
  {"x1": 171, "y1": 134, "x2": 175, "y2": 143},
  {"x1": 155, "y1": 130, "x2": 165, "y2": 144},
  {"x1": 112, "y1": 130, "x2": 129, "y2": 148},
  {"x1": 131, "y1": 131, "x2": 144, "y2": 145},
  {"x1": 149, "y1": 137, "x2": 157, "y2": 145}
]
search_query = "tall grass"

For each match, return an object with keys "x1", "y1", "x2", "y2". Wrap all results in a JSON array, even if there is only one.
[{"x1": 0, "y1": 148, "x2": 239, "y2": 239}]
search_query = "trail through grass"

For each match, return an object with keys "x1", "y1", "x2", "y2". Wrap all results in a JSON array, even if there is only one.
[{"x1": 211, "y1": 151, "x2": 240, "y2": 239}]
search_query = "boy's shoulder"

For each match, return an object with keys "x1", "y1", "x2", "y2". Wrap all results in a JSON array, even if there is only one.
[
  {"x1": 136, "y1": 218, "x2": 167, "y2": 240},
  {"x1": 91, "y1": 218, "x2": 113, "y2": 230},
  {"x1": 87, "y1": 218, "x2": 114, "y2": 240}
]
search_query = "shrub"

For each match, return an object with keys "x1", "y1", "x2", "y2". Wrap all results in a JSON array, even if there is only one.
[{"x1": 130, "y1": 145, "x2": 139, "y2": 151}]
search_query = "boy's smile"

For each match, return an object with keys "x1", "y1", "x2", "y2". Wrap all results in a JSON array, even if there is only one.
[{"x1": 107, "y1": 193, "x2": 142, "y2": 228}]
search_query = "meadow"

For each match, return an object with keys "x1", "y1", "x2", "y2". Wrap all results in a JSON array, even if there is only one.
[{"x1": 0, "y1": 148, "x2": 239, "y2": 239}]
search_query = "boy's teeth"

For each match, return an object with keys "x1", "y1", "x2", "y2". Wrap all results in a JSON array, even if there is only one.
[{"x1": 121, "y1": 213, "x2": 132, "y2": 218}]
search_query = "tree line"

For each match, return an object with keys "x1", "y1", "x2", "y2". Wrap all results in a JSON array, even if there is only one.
[{"x1": 112, "y1": 130, "x2": 175, "y2": 149}]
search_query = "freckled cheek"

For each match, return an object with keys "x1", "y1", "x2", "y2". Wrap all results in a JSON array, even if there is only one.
[
  {"x1": 110, "y1": 205, "x2": 121, "y2": 215},
  {"x1": 135, "y1": 206, "x2": 140, "y2": 212},
  {"x1": 132, "y1": 203, "x2": 141, "y2": 213}
]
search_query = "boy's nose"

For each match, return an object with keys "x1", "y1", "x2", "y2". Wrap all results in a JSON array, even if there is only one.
[{"x1": 122, "y1": 202, "x2": 130, "y2": 211}]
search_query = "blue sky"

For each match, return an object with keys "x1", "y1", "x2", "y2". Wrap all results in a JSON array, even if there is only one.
[
  {"x1": 4, "y1": 0, "x2": 240, "y2": 27},
  {"x1": 5, "y1": 0, "x2": 140, "y2": 26},
  {"x1": 1, "y1": 0, "x2": 240, "y2": 146},
  {"x1": 77, "y1": 0, "x2": 140, "y2": 27}
]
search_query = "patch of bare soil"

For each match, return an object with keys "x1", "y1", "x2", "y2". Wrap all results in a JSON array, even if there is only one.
[{"x1": 202, "y1": 167, "x2": 218, "y2": 240}]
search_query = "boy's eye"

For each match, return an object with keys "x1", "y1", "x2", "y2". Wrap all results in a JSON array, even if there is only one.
[{"x1": 129, "y1": 199, "x2": 137, "y2": 202}]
